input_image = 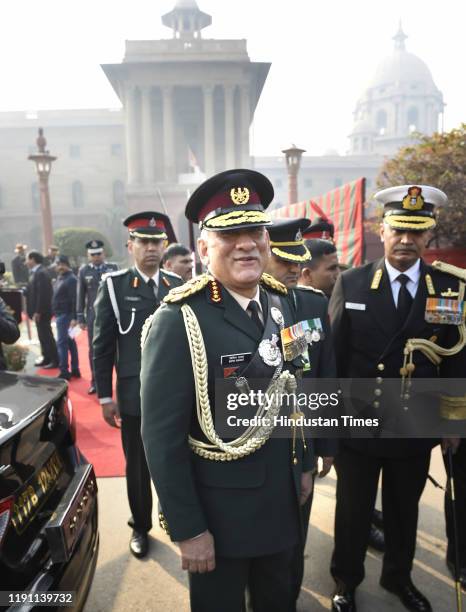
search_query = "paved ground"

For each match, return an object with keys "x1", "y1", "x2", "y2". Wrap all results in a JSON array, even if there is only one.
[{"x1": 83, "y1": 449, "x2": 459, "y2": 612}]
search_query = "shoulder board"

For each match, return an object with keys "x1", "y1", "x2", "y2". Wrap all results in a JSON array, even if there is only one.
[
  {"x1": 296, "y1": 284, "x2": 325, "y2": 296},
  {"x1": 431, "y1": 260, "x2": 466, "y2": 283},
  {"x1": 102, "y1": 268, "x2": 128, "y2": 281},
  {"x1": 164, "y1": 273, "x2": 212, "y2": 304},
  {"x1": 161, "y1": 268, "x2": 183, "y2": 280},
  {"x1": 260, "y1": 273, "x2": 288, "y2": 295}
]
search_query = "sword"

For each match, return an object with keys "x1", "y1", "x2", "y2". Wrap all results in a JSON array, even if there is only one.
[{"x1": 447, "y1": 447, "x2": 463, "y2": 612}]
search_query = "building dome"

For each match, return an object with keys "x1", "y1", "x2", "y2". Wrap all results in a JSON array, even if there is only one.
[
  {"x1": 369, "y1": 51, "x2": 435, "y2": 90},
  {"x1": 348, "y1": 23, "x2": 444, "y2": 157}
]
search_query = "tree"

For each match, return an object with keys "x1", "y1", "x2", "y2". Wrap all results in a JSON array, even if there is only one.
[
  {"x1": 53, "y1": 228, "x2": 113, "y2": 268},
  {"x1": 377, "y1": 124, "x2": 466, "y2": 247}
]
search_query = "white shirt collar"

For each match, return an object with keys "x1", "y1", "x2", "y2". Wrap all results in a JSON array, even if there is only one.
[
  {"x1": 135, "y1": 266, "x2": 160, "y2": 287},
  {"x1": 225, "y1": 286, "x2": 262, "y2": 313},
  {"x1": 32, "y1": 264, "x2": 40, "y2": 273},
  {"x1": 385, "y1": 258, "x2": 421, "y2": 285}
]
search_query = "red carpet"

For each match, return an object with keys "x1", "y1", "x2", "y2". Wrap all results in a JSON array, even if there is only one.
[{"x1": 37, "y1": 330, "x2": 125, "y2": 478}]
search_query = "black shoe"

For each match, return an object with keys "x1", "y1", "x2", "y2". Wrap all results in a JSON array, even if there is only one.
[
  {"x1": 88, "y1": 385, "x2": 96, "y2": 394},
  {"x1": 56, "y1": 371, "x2": 71, "y2": 381},
  {"x1": 368, "y1": 523, "x2": 385, "y2": 552},
  {"x1": 380, "y1": 579, "x2": 432, "y2": 611},
  {"x1": 372, "y1": 508, "x2": 384, "y2": 529},
  {"x1": 446, "y1": 558, "x2": 466, "y2": 591},
  {"x1": 331, "y1": 584, "x2": 356, "y2": 612},
  {"x1": 42, "y1": 362, "x2": 58, "y2": 370},
  {"x1": 71, "y1": 370, "x2": 81, "y2": 378},
  {"x1": 129, "y1": 530, "x2": 149, "y2": 558}
]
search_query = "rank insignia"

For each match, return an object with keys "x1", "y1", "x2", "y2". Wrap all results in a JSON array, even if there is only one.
[
  {"x1": 132, "y1": 276, "x2": 139, "y2": 288},
  {"x1": 425, "y1": 274, "x2": 435, "y2": 296},
  {"x1": 230, "y1": 187, "x2": 250, "y2": 205},
  {"x1": 209, "y1": 279, "x2": 222, "y2": 303},
  {"x1": 371, "y1": 268, "x2": 383, "y2": 290}
]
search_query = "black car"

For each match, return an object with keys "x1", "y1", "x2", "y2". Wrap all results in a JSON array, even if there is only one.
[{"x1": 0, "y1": 372, "x2": 99, "y2": 611}]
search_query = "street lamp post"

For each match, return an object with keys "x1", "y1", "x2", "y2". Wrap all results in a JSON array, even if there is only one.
[
  {"x1": 28, "y1": 128, "x2": 57, "y2": 253},
  {"x1": 282, "y1": 144, "x2": 306, "y2": 205}
]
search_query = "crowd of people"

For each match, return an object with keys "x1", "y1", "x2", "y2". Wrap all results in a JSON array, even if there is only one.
[{"x1": 0, "y1": 169, "x2": 465, "y2": 612}]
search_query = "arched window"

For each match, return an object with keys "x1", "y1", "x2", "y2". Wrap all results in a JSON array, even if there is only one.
[
  {"x1": 113, "y1": 180, "x2": 125, "y2": 207},
  {"x1": 407, "y1": 107, "x2": 418, "y2": 133},
  {"x1": 72, "y1": 181, "x2": 84, "y2": 208},
  {"x1": 376, "y1": 110, "x2": 387, "y2": 135}
]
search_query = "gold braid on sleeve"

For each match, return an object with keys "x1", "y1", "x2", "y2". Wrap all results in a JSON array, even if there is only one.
[{"x1": 181, "y1": 303, "x2": 297, "y2": 461}]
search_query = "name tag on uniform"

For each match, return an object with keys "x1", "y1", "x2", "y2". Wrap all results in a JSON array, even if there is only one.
[
  {"x1": 221, "y1": 353, "x2": 251, "y2": 379},
  {"x1": 124, "y1": 296, "x2": 142, "y2": 302},
  {"x1": 345, "y1": 302, "x2": 366, "y2": 311}
]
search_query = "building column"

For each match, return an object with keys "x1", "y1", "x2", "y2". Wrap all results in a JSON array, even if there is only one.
[
  {"x1": 162, "y1": 86, "x2": 175, "y2": 182},
  {"x1": 240, "y1": 84, "x2": 251, "y2": 167},
  {"x1": 203, "y1": 85, "x2": 215, "y2": 176},
  {"x1": 141, "y1": 87, "x2": 155, "y2": 185},
  {"x1": 124, "y1": 85, "x2": 139, "y2": 185},
  {"x1": 224, "y1": 84, "x2": 235, "y2": 169}
]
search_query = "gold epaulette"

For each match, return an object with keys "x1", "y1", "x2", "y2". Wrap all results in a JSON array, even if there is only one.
[
  {"x1": 163, "y1": 273, "x2": 212, "y2": 304},
  {"x1": 433, "y1": 260, "x2": 466, "y2": 282},
  {"x1": 296, "y1": 284, "x2": 324, "y2": 296},
  {"x1": 260, "y1": 273, "x2": 288, "y2": 295}
]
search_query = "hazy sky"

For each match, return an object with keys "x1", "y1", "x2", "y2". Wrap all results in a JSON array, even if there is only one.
[{"x1": 1, "y1": 0, "x2": 464, "y2": 156}]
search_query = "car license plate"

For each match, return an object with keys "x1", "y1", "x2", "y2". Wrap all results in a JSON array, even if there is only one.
[{"x1": 44, "y1": 463, "x2": 97, "y2": 563}]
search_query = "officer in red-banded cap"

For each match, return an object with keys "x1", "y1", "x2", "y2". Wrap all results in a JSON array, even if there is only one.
[
  {"x1": 92, "y1": 211, "x2": 183, "y2": 559},
  {"x1": 141, "y1": 170, "x2": 316, "y2": 611}
]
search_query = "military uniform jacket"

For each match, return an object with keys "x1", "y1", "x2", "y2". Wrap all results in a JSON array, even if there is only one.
[
  {"x1": 76, "y1": 262, "x2": 118, "y2": 324},
  {"x1": 92, "y1": 267, "x2": 183, "y2": 415},
  {"x1": 291, "y1": 286, "x2": 338, "y2": 457},
  {"x1": 140, "y1": 278, "x2": 315, "y2": 558},
  {"x1": 329, "y1": 258, "x2": 466, "y2": 457}
]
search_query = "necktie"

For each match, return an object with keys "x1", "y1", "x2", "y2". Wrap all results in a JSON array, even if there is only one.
[
  {"x1": 247, "y1": 300, "x2": 264, "y2": 332},
  {"x1": 396, "y1": 273, "x2": 413, "y2": 322},
  {"x1": 147, "y1": 278, "x2": 157, "y2": 297}
]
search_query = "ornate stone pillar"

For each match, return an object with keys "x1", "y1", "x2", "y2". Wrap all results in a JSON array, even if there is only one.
[
  {"x1": 240, "y1": 84, "x2": 251, "y2": 167},
  {"x1": 141, "y1": 86, "x2": 155, "y2": 184},
  {"x1": 124, "y1": 85, "x2": 139, "y2": 184},
  {"x1": 203, "y1": 85, "x2": 215, "y2": 176},
  {"x1": 162, "y1": 86, "x2": 175, "y2": 181},
  {"x1": 224, "y1": 84, "x2": 235, "y2": 169}
]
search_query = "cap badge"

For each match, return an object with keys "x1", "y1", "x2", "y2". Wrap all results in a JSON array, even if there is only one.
[
  {"x1": 149, "y1": 217, "x2": 156, "y2": 227},
  {"x1": 402, "y1": 186, "x2": 424, "y2": 211},
  {"x1": 91, "y1": 241, "x2": 98, "y2": 248},
  {"x1": 230, "y1": 187, "x2": 250, "y2": 205},
  {"x1": 295, "y1": 229, "x2": 302, "y2": 241}
]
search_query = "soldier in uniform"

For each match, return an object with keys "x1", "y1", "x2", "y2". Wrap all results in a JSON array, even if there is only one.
[
  {"x1": 77, "y1": 240, "x2": 118, "y2": 394},
  {"x1": 141, "y1": 170, "x2": 315, "y2": 612},
  {"x1": 93, "y1": 212, "x2": 183, "y2": 559},
  {"x1": 328, "y1": 185, "x2": 466, "y2": 612},
  {"x1": 266, "y1": 217, "x2": 337, "y2": 606}
]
